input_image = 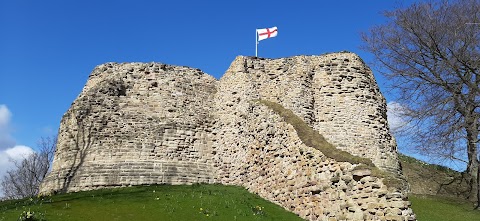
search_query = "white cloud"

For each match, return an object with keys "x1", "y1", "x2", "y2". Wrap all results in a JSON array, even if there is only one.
[
  {"x1": 0, "y1": 105, "x2": 14, "y2": 149},
  {"x1": 0, "y1": 105, "x2": 35, "y2": 198},
  {"x1": 4, "y1": 145, "x2": 34, "y2": 161},
  {"x1": 387, "y1": 101, "x2": 408, "y2": 133},
  {"x1": 0, "y1": 105, "x2": 11, "y2": 127},
  {"x1": 0, "y1": 145, "x2": 35, "y2": 182}
]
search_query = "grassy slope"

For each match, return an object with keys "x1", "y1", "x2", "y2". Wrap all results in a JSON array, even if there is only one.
[
  {"x1": 255, "y1": 100, "x2": 404, "y2": 189},
  {"x1": 399, "y1": 154, "x2": 470, "y2": 198},
  {"x1": 409, "y1": 194, "x2": 480, "y2": 221},
  {"x1": 0, "y1": 184, "x2": 303, "y2": 221},
  {"x1": 400, "y1": 155, "x2": 480, "y2": 220},
  {"x1": 255, "y1": 100, "x2": 373, "y2": 166},
  {"x1": 2, "y1": 101, "x2": 479, "y2": 220},
  {"x1": 258, "y1": 100, "x2": 480, "y2": 220}
]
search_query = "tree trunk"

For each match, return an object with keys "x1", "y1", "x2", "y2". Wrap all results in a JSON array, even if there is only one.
[
  {"x1": 476, "y1": 164, "x2": 480, "y2": 210},
  {"x1": 466, "y1": 118, "x2": 479, "y2": 209}
]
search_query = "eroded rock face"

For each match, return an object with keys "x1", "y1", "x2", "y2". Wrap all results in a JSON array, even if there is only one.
[
  {"x1": 41, "y1": 62, "x2": 217, "y2": 192},
  {"x1": 213, "y1": 102, "x2": 414, "y2": 220},
  {"x1": 218, "y1": 54, "x2": 400, "y2": 174},
  {"x1": 41, "y1": 52, "x2": 415, "y2": 220}
]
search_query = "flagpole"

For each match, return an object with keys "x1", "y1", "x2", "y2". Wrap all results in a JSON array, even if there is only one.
[{"x1": 255, "y1": 29, "x2": 258, "y2": 57}]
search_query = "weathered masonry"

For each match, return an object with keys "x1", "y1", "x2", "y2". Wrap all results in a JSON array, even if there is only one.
[{"x1": 41, "y1": 52, "x2": 416, "y2": 220}]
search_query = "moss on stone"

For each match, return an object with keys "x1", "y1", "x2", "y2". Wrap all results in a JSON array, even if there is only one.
[{"x1": 255, "y1": 99, "x2": 404, "y2": 190}]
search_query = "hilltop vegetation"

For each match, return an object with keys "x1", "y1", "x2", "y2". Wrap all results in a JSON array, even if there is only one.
[
  {"x1": 1, "y1": 142, "x2": 480, "y2": 221},
  {"x1": 400, "y1": 154, "x2": 471, "y2": 199},
  {"x1": 409, "y1": 194, "x2": 480, "y2": 221},
  {"x1": 400, "y1": 154, "x2": 480, "y2": 220},
  {"x1": 0, "y1": 184, "x2": 302, "y2": 221}
]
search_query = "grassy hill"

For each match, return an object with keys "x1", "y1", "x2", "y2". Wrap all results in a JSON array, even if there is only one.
[
  {"x1": 409, "y1": 194, "x2": 480, "y2": 221},
  {"x1": 1, "y1": 100, "x2": 479, "y2": 221},
  {"x1": 400, "y1": 154, "x2": 471, "y2": 198},
  {"x1": 1, "y1": 159, "x2": 480, "y2": 221},
  {"x1": 0, "y1": 184, "x2": 303, "y2": 221},
  {"x1": 400, "y1": 154, "x2": 480, "y2": 221}
]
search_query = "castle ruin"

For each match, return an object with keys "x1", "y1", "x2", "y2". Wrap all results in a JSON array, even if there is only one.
[{"x1": 41, "y1": 52, "x2": 416, "y2": 220}]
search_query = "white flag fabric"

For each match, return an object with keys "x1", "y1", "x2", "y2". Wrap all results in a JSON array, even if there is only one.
[{"x1": 256, "y1": 26, "x2": 278, "y2": 41}]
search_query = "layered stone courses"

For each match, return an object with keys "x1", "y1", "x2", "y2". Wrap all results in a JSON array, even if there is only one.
[
  {"x1": 43, "y1": 62, "x2": 217, "y2": 192},
  {"x1": 222, "y1": 54, "x2": 399, "y2": 174},
  {"x1": 214, "y1": 103, "x2": 414, "y2": 220},
  {"x1": 41, "y1": 52, "x2": 415, "y2": 220}
]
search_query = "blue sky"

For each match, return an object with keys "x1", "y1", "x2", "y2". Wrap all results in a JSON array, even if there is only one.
[{"x1": 2, "y1": 0, "x2": 441, "y2": 172}]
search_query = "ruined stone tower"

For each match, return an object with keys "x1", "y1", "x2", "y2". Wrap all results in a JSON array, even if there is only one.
[{"x1": 41, "y1": 52, "x2": 416, "y2": 220}]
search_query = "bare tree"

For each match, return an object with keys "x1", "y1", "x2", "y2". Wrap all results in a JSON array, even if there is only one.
[
  {"x1": 362, "y1": 0, "x2": 480, "y2": 208},
  {"x1": 0, "y1": 136, "x2": 57, "y2": 199}
]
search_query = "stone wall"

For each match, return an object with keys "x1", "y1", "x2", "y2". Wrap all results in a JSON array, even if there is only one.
[
  {"x1": 41, "y1": 62, "x2": 217, "y2": 192},
  {"x1": 40, "y1": 52, "x2": 416, "y2": 220},
  {"x1": 220, "y1": 53, "x2": 400, "y2": 174},
  {"x1": 213, "y1": 101, "x2": 415, "y2": 220}
]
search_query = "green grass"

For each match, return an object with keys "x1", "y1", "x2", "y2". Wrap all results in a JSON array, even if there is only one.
[
  {"x1": 254, "y1": 99, "x2": 404, "y2": 189},
  {"x1": 0, "y1": 184, "x2": 302, "y2": 221},
  {"x1": 254, "y1": 100, "x2": 373, "y2": 166},
  {"x1": 399, "y1": 154, "x2": 471, "y2": 199},
  {"x1": 409, "y1": 194, "x2": 480, "y2": 221},
  {"x1": 253, "y1": 100, "x2": 480, "y2": 220},
  {"x1": 399, "y1": 154, "x2": 458, "y2": 174}
]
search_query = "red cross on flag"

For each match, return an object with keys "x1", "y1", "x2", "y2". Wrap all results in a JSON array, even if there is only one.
[{"x1": 256, "y1": 27, "x2": 278, "y2": 41}]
